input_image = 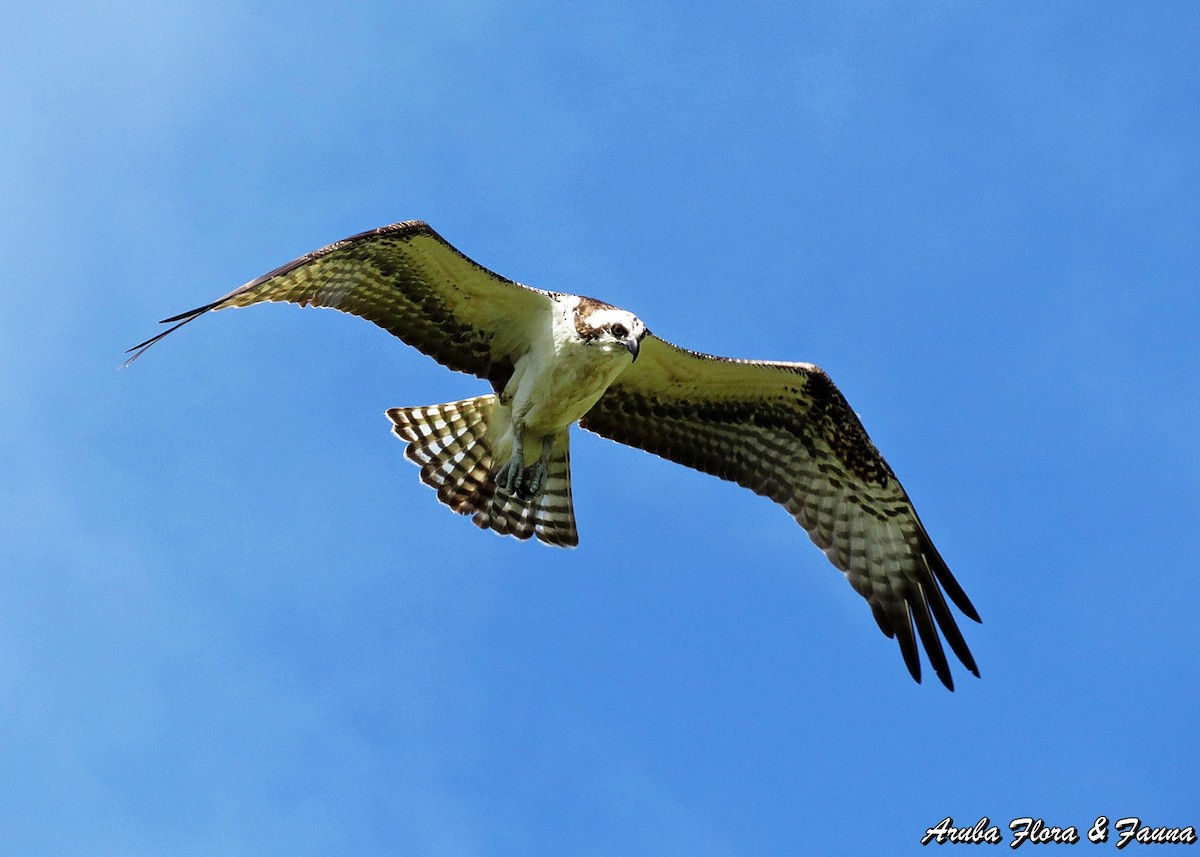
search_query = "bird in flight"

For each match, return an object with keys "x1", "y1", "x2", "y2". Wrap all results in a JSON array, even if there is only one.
[{"x1": 129, "y1": 220, "x2": 981, "y2": 689}]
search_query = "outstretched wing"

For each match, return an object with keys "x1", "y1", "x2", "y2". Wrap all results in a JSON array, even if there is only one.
[
  {"x1": 126, "y1": 220, "x2": 554, "y2": 390},
  {"x1": 581, "y1": 333, "x2": 981, "y2": 690}
]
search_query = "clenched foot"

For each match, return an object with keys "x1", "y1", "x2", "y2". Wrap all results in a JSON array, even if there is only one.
[{"x1": 495, "y1": 453, "x2": 526, "y2": 496}]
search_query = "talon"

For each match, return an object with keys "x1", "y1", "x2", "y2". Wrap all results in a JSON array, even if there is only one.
[
  {"x1": 494, "y1": 435, "x2": 552, "y2": 499},
  {"x1": 523, "y1": 462, "x2": 549, "y2": 498},
  {"x1": 521, "y1": 437, "x2": 554, "y2": 499},
  {"x1": 495, "y1": 455, "x2": 524, "y2": 495}
]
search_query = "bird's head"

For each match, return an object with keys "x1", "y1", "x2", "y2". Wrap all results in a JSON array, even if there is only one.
[{"x1": 571, "y1": 296, "x2": 647, "y2": 362}]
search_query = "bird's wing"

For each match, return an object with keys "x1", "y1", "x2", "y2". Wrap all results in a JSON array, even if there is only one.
[
  {"x1": 126, "y1": 220, "x2": 554, "y2": 389},
  {"x1": 580, "y1": 333, "x2": 981, "y2": 690}
]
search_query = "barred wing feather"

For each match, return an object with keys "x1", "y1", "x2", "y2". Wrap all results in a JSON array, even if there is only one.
[
  {"x1": 125, "y1": 220, "x2": 553, "y2": 390},
  {"x1": 580, "y1": 334, "x2": 981, "y2": 690}
]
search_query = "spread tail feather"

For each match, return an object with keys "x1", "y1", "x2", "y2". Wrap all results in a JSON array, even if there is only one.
[{"x1": 386, "y1": 396, "x2": 579, "y2": 547}]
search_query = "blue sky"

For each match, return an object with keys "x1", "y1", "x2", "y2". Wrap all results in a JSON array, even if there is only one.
[{"x1": 2, "y1": 2, "x2": 1197, "y2": 854}]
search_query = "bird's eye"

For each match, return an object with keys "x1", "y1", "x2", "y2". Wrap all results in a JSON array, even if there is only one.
[{"x1": 611, "y1": 324, "x2": 628, "y2": 339}]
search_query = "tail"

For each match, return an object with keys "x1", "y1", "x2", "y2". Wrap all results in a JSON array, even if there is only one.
[{"x1": 386, "y1": 396, "x2": 579, "y2": 547}]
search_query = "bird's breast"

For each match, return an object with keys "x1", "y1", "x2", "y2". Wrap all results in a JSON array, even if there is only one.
[{"x1": 510, "y1": 341, "x2": 628, "y2": 435}]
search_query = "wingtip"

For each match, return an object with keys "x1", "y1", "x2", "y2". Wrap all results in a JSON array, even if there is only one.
[
  {"x1": 935, "y1": 668, "x2": 956, "y2": 692},
  {"x1": 120, "y1": 336, "x2": 158, "y2": 368},
  {"x1": 896, "y1": 608, "x2": 923, "y2": 685},
  {"x1": 904, "y1": 657, "x2": 922, "y2": 685},
  {"x1": 124, "y1": 300, "x2": 223, "y2": 368}
]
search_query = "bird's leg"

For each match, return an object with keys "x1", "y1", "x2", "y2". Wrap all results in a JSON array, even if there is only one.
[
  {"x1": 521, "y1": 436, "x2": 555, "y2": 498},
  {"x1": 495, "y1": 431, "x2": 526, "y2": 496}
]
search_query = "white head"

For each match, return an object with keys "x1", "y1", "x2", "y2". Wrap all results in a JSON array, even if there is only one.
[{"x1": 570, "y1": 296, "x2": 647, "y2": 362}]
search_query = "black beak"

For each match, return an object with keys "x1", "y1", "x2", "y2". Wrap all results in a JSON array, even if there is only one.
[{"x1": 623, "y1": 337, "x2": 640, "y2": 362}]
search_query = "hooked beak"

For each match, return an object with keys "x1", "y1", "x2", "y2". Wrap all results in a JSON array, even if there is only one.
[{"x1": 623, "y1": 337, "x2": 640, "y2": 362}]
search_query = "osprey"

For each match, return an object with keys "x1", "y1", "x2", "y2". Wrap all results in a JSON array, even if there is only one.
[{"x1": 129, "y1": 220, "x2": 981, "y2": 690}]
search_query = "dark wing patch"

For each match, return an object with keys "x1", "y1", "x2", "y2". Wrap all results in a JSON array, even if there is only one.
[
  {"x1": 581, "y1": 334, "x2": 981, "y2": 690},
  {"x1": 126, "y1": 220, "x2": 554, "y2": 389}
]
